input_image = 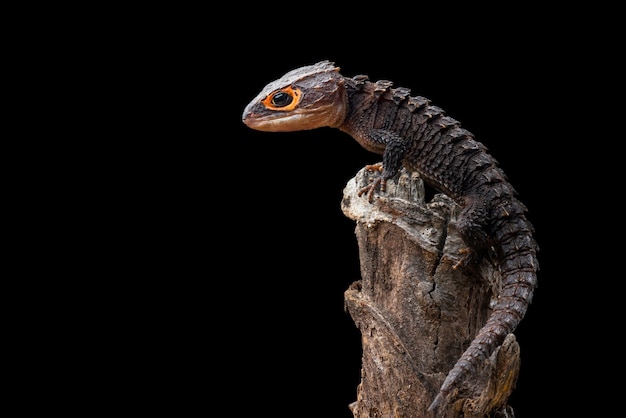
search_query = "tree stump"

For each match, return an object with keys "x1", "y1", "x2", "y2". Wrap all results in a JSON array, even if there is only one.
[{"x1": 341, "y1": 166, "x2": 520, "y2": 418}]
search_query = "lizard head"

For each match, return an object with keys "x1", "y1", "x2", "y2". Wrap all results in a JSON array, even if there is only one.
[{"x1": 242, "y1": 60, "x2": 348, "y2": 132}]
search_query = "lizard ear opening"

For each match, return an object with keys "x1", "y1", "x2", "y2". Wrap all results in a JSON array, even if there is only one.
[{"x1": 262, "y1": 86, "x2": 302, "y2": 111}]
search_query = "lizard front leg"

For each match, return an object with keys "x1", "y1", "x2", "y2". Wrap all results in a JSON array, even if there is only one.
[
  {"x1": 357, "y1": 163, "x2": 386, "y2": 202},
  {"x1": 357, "y1": 130, "x2": 407, "y2": 202}
]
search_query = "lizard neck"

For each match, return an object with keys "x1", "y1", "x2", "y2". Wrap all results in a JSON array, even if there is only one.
[{"x1": 338, "y1": 78, "x2": 388, "y2": 155}]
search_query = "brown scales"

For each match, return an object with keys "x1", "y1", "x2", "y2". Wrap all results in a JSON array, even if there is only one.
[{"x1": 242, "y1": 60, "x2": 539, "y2": 414}]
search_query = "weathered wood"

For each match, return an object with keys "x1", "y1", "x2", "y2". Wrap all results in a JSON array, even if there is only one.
[{"x1": 341, "y1": 166, "x2": 520, "y2": 418}]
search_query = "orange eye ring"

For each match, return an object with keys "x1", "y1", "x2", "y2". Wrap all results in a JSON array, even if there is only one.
[{"x1": 262, "y1": 86, "x2": 302, "y2": 111}]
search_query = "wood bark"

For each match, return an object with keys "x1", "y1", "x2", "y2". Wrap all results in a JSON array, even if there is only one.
[{"x1": 341, "y1": 167, "x2": 520, "y2": 418}]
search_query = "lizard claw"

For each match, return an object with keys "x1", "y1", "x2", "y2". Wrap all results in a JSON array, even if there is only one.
[
  {"x1": 358, "y1": 177, "x2": 387, "y2": 203},
  {"x1": 357, "y1": 163, "x2": 387, "y2": 202},
  {"x1": 453, "y1": 247, "x2": 478, "y2": 270},
  {"x1": 364, "y1": 162, "x2": 384, "y2": 173}
]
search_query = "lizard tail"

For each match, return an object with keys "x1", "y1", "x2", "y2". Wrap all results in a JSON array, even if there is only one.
[{"x1": 429, "y1": 215, "x2": 538, "y2": 412}]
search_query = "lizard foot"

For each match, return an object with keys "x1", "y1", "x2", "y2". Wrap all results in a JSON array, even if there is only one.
[
  {"x1": 363, "y1": 162, "x2": 383, "y2": 173},
  {"x1": 358, "y1": 177, "x2": 387, "y2": 203},
  {"x1": 453, "y1": 247, "x2": 479, "y2": 270}
]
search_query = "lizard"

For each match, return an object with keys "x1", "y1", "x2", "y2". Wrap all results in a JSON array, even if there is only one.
[{"x1": 241, "y1": 60, "x2": 539, "y2": 413}]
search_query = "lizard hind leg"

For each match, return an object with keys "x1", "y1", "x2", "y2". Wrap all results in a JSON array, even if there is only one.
[{"x1": 452, "y1": 194, "x2": 492, "y2": 270}]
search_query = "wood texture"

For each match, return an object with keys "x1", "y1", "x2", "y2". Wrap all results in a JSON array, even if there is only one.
[{"x1": 341, "y1": 166, "x2": 520, "y2": 418}]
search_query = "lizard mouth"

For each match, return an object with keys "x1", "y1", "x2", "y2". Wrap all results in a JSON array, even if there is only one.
[{"x1": 242, "y1": 110, "x2": 313, "y2": 132}]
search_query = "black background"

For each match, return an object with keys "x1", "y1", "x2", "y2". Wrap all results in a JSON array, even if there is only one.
[{"x1": 56, "y1": 4, "x2": 618, "y2": 417}]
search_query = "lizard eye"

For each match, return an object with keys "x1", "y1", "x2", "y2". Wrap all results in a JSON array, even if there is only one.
[
  {"x1": 271, "y1": 92, "x2": 292, "y2": 107},
  {"x1": 262, "y1": 86, "x2": 302, "y2": 111}
]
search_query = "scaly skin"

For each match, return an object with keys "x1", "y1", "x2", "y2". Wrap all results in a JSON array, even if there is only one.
[{"x1": 242, "y1": 60, "x2": 539, "y2": 413}]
